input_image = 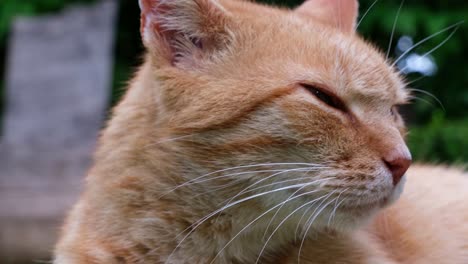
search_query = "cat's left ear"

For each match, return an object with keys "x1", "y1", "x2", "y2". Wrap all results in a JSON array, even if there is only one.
[
  {"x1": 295, "y1": 0, "x2": 359, "y2": 33},
  {"x1": 139, "y1": 0, "x2": 233, "y2": 67}
]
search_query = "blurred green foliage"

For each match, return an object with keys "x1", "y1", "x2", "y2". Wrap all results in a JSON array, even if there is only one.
[
  {"x1": 0, "y1": 0, "x2": 467, "y2": 163},
  {"x1": 409, "y1": 111, "x2": 468, "y2": 163}
]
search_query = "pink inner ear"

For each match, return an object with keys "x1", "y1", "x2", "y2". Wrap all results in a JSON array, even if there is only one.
[
  {"x1": 295, "y1": 0, "x2": 359, "y2": 33},
  {"x1": 139, "y1": 0, "x2": 170, "y2": 24},
  {"x1": 139, "y1": 0, "x2": 172, "y2": 42},
  {"x1": 139, "y1": 0, "x2": 158, "y2": 13}
]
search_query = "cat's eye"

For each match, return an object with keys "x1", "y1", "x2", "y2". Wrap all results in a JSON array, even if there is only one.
[{"x1": 301, "y1": 84, "x2": 347, "y2": 112}]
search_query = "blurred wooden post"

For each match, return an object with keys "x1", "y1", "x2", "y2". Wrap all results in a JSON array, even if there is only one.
[{"x1": 0, "y1": 0, "x2": 117, "y2": 262}]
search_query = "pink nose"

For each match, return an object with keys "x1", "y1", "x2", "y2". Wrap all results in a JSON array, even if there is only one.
[{"x1": 383, "y1": 150, "x2": 412, "y2": 186}]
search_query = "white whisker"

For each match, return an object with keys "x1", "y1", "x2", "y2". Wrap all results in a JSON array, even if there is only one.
[
  {"x1": 294, "y1": 203, "x2": 313, "y2": 239},
  {"x1": 386, "y1": 0, "x2": 405, "y2": 60},
  {"x1": 356, "y1": 0, "x2": 379, "y2": 29},
  {"x1": 241, "y1": 177, "x2": 311, "y2": 197},
  {"x1": 392, "y1": 21, "x2": 464, "y2": 67},
  {"x1": 192, "y1": 178, "x2": 245, "y2": 198},
  {"x1": 158, "y1": 163, "x2": 324, "y2": 198},
  {"x1": 302, "y1": 191, "x2": 336, "y2": 229},
  {"x1": 220, "y1": 166, "x2": 328, "y2": 209},
  {"x1": 209, "y1": 190, "x2": 331, "y2": 264},
  {"x1": 327, "y1": 188, "x2": 349, "y2": 227},
  {"x1": 404, "y1": 75, "x2": 427, "y2": 86},
  {"x1": 198, "y1": 173, "x2": 324, "y2": 203},
  {"x1": 164, "y1": 179, "x2": 332, "y2": 263},
  {"x1": 191, "y1": 169, "x2": 301, "y2": 185},
  {"x1": 262, "y1": 168, "x2": 320, "y2": 239},
  {"x1": 407, "y1": 95, "x2": 436, "y2": 108},
  {"x1": 407, "y1": 88, "x2": 445, "y2": 111},
  {"x1": 298, "y1": 193, "x2": 339, "y2": 264},
  {"x1": 255, "y1": 193, "x2": 331, "y2": 264},
  {"x1": 398, "y1": 24, "x2": 461, "y2": 74}
]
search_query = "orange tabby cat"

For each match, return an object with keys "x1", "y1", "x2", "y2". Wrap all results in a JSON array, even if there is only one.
[{"x1": 54, "y1": 0, "x2": 468, "y2": 263}]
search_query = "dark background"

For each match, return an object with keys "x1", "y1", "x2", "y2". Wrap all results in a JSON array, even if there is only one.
[{"x1": 1, "y1": 0, "x2": 467, "y2": 163}]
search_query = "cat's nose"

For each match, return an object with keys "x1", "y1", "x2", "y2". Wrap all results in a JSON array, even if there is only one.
[{"x1": 383, "y1": 147, "x2": 412, "y2": 186}]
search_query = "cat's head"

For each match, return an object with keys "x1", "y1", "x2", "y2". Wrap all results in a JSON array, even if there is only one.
[{"x1": 136, "y1": 0, "x2": 411, "y2": 230}]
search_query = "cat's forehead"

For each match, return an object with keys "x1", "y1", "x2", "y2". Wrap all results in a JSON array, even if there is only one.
[
  {"x1": 295, "y1": 29, "x2": 408, "y2": 104},
  {"x1": 228, "y1": 6, "x2": 408, "y2": 104}
]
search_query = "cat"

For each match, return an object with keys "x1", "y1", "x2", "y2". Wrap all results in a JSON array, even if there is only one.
[{"x1": 54, "y1": 0, "x2": 468, "y2": 263}]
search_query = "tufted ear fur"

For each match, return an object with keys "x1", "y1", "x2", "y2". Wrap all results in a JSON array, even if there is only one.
[
  {"x1": 139, "y1": 0, "x2": 232, "y2": 67},
  {"x1": 295, "y1": 0, "x2": 359, "y2": 33}
]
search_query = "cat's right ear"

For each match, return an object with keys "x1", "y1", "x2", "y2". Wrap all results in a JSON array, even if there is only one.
[
  {"x1": 139, "y1": 0, "x2": 233, "y2": 67},
  {"x1": 295, "y1": 0, "x2": 359, "y2": 33}
]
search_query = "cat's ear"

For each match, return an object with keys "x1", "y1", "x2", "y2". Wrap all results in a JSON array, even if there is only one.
[
  {"x1": 295, "y1": 0, "x2": 358, "y2": 33},
  {"x1": 139, "y1": 0, "x2": 232, "y2": 66}
]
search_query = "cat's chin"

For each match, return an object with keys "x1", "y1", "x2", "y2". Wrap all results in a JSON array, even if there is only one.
[
  {"x1": 325, "y1": 203, "x2": 383, "y2": 233},
  {"x1": 342, "y1": 177, "x2": 406, "y2": 213},
  {"x1": 331, "y1": 174, "x2": 407, "y2": 231},
  {"x1": 386, "y1": 173, "x2": 407, "y2": 205}
]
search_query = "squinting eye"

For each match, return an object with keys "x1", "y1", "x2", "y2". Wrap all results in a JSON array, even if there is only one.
[{"x1": 301, "y1": 84, "x2": 348, "y2": 113}]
